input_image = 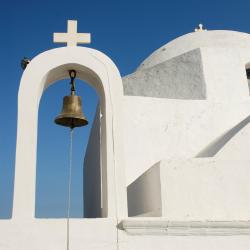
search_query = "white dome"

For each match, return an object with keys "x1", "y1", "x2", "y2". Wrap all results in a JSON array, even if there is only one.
[{"x1": 138, "y1": 30, "x2": 250, "y2": 70}]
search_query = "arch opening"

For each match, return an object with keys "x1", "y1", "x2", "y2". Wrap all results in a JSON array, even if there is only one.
[
  {"x1": 35, "y1": 77, "x2": 103, "y2": 218},
  {"x1": 39, "y1": 63, "x2": 109, "y2": 218}
]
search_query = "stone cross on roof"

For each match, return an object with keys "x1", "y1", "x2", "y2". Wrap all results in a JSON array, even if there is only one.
[
  {"x1": 53, "y1": 20, "x2": 91, "y2": 46},
  {"x1": 194, "y1": 24, "x2": 207, "y2": 32}
]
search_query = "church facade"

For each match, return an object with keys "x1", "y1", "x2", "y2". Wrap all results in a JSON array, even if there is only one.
[{"x1": 1, "y1": 21, "x2": 250, "y2": 249}]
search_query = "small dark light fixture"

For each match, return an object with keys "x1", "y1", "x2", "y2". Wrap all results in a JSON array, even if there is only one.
[
  {"x1": 21, "y1": 57, "x2": 30, "y2": 70},
  {"x1": 246, "y1": 68, "x2": 250, "y2": 79}
]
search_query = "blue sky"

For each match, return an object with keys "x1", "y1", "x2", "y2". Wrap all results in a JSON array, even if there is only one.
[{"x1": 1, "y1": 0, "x2": 250, "y2": 218}]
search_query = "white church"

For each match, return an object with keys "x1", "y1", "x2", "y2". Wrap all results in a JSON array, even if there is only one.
[{"x1": 1, "y1": 20, "x2": 250, "y2": 249}]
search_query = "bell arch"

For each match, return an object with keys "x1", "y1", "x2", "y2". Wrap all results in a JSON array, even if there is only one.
[{"x1": 13, "y1": 46, "x2": 127, "y2": 220}]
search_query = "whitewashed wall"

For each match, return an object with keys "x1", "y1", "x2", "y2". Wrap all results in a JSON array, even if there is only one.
[{"x1": 3, "y1": 29, "x2": 250, "y2": 249}]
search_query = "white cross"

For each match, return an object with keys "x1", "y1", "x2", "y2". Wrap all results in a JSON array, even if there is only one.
[
  {"x1": 194, "y1": 24, "x2": 207, "y2": 32},
  {"x1": 53, "y1": 20, "x2": 91, "y2": 46}
]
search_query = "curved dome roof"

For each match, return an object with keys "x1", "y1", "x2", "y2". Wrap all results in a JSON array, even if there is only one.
[{"x1": 138, "y1": 30, "x2": 250, "y2": 70}]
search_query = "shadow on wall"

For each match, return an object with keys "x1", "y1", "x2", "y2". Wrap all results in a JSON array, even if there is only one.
[
  {"x1": 196, "y1": 116, "x2": 250, "y2": 158},
  {"x1": 83, "y1": 104, "x2": 104, "y2": 218},
  {"x1": 127, "y1": 162, "x2": 162, "y2": 217},
  {"x1": 123, "y1": 49, "x2": 206, "y2": 100}
]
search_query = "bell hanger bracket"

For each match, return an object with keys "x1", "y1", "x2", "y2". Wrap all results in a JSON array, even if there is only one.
[{"x1": 69, "y1": 70, "x2": 76, "y2": 95}]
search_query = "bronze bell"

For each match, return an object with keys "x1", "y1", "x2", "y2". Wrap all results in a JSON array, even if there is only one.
[{"x1": 54, "y1": 70, "x2": 88, "y2": 129}]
